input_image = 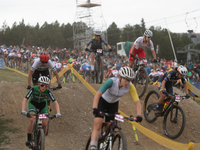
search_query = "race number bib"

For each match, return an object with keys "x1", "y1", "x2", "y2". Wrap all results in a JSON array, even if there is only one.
[
  {"x1": 97, "y1": 49, "x2": 102, "y2": 53},
  {"x1": 39, "y1": 114, "x2": 47, "y2": 119}
]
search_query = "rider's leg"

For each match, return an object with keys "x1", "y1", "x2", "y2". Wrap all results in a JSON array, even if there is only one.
[
  {"x1": 42, "y1": 118, "x2": 49, "y2": 135},
  {"x1": 27, "y1": 112, "x2": 36, "y2": 144},
  {"x1": 90, "y1": 118, "x2": 104, "y2": 149},
  {"x1": 90, "y1": 53, "x2": 95, "y2": 71}
]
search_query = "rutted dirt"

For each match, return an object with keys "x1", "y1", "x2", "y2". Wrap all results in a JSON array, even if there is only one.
[{"x1": 0, "y1": 81, "x2": 200, "y2": 150}]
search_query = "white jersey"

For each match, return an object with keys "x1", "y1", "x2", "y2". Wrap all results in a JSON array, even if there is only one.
[
  {"x1": 102, "y1": 77, "x2": 131, "y2": 103},
  {"x1": 8, "y1": 52, "x2": 15, "y2": 56},
  {"x1": 31, "y1": 58, "x2": 56, "y2": 72},
  {"x1": 157, "y1": 71, "x2": 164, "y2": 77},
  {"x1": 134, "y1": 37, "x2": 154, "y2": 51},
  {"x1": 56, "y1": 62, "x2": 62, "y2": 69},
  {"x1": 149, "y1": 72, "x2": 159, "y2": 77}
]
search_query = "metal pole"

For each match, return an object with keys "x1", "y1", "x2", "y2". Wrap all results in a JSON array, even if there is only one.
[{"x1": 165, "y1": 18, "x2": 177, "y2": 62}]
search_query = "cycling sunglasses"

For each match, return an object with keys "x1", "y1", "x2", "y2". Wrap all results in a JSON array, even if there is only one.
[
  {"x1": 40, "y1": 84, "x2": 48, "y2": 88},
  {"x1": 122, "y1": 77, "x2": 132, "y2": 82},
  {"x1": 41, "y1": 61, "x2": 48, "y2": 64},
  {"x1": 148, "y1": 37, "x2": 152, "y2": 38}
]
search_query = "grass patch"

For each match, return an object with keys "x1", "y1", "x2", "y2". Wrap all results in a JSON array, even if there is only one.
[
  {"x1": 0, "y1": 68, "x2": 27, "y2": 83},
  {"x1": 0, "y1": 116, "x2": 18, "y2": 147}
]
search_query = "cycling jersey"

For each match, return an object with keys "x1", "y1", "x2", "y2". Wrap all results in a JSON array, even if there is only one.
[
  {"x1": 158, "y1": 70, "x2": 186, "y2": 84},
  {"x1": 25, "y1": 86, "x2": 56, "y2": 103},
  {"x1": 17, "y1": 53, "x2": 22, "y2": 58},
  {"x1": 133, "y1": 37, "x2": 154, "y2": 51},
  {"x1": 86, "y1": 36, "x2": 108, "y2": 49},
  {"x1": 56, "y1": 62, "x2": 62, "y2": 69},
  {"x1": 31, "y1": 58, "x2": 56, "y2": 72},
  {"x1": 99, "y1": 77, "x2": 139, "y2": 103}
]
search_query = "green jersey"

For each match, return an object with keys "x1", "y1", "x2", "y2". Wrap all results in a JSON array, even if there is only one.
[{"x1": 25, "y1": 86, "x2": 56, "y2": 103}]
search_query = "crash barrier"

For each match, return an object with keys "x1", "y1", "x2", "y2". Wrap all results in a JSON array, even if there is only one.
[
  {"x1": 5, "y1": 66, "x2": 28, "y2": 77},
  {"x1": 4, "y1": 66, "x2": 200, "y2": 149},
  {"x1": 186, "y1": 81, "x2": 200, "y2": 100}
]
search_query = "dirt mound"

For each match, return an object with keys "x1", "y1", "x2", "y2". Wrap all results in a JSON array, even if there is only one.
[{"x1": 0, "y1": 81, "x2": 200, "y2": 150}]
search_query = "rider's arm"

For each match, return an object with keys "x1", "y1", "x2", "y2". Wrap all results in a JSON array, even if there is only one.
[
  {"x1": 47, "y1": 89, "x2": 56, "y2": 102},
  {"x1": 22, "y1": 98, "x2": 28, "y2": 111},
  {"x1": 181, "y1": 78, "x2": 189, "y2": 95},
  {"x1": 130, "y1": 44, "x2": 136, "y2": 54},
  {"x1": 128, "y1": 84, "x2": 141, "y2": 116},
  {"x1": 53, "y1": 71, "x2": 61, "y2": 84},
  {"x1": 161, "y1": 80, "x2": 166, "y2": 91},
  {"x1": 93, "y1": 79, "x2": 113, "y2": 108},
  {"x1": 53, "y1": 101, "x2": 60, "y2": 114},
  {"x1": 28, "y1": 71, "x2": 34, "y2": 86},
  {"x1": 151, "y1": 50, "x2": 156, "y2": 59}
]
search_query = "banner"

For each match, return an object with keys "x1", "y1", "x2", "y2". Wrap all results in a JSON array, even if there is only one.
[{"x1": 0, "y1": 59, "x2": 5, "y2": 69}]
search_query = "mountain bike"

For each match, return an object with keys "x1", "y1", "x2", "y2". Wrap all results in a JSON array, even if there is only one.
[
  {"x1": 85, "y1": 112, "x2": 136, "y2": 150},
  {"x1": 24, "y1": 110, "x2": 56, "y2": 150},
  {"x1": 85, "y1": 48, "x2": 105, "y2": 84},
  {"x1": 143, "y1": 90, "x2": 186, "y2": 139},
  {"x1": 130, "y1": 55, "x2": 148, "y2": 98}
]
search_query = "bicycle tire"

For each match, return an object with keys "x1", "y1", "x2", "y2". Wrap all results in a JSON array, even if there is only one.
[
  {"x1": 163, "y1": 105, "x2": 186, "y2": 139},
  {"x1": 98, "y1": 56, "x2": 104, "y2": 84},
  {"x1": 32, "y1": 121, "x2": 36, "y2": 141},
  {"x1": 111, "y1": 130, "x2": 127, "y2": 150},
  {"x1": 46, "y1": 119, "x2": 50, "y2": 136},
  {"x1": 37, "y1": 129, "x2": 45, "y2": 150},
  {"x1": 144, "y1": 90, "x2": 160, "y2": 123},
  {"x1": 134, "y1": 67, "x2": 148, "y2": 98}
]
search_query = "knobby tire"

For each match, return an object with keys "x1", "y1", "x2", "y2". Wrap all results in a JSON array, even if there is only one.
[
  {"x1": 37, "y1": 129, "x2": 45, "y2": 150},
  {"x1": 111, "y1": 130, "x2": 127, "y2": 150}
]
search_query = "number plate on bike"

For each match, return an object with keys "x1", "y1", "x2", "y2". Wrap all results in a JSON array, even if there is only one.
[
  {"x1": 175, "y1": 95, "x2": 181, "y2": 102},
  {"x1": 142, "y1": 59, "x2": 147, "y2": 63},
  {"x1": 97, "y1": 49, "x2": 102, "y2": 53},
  {"x1": 39, "y1": 114, "x2": 47, "y2": 119},
  {"x1": 115, "y1": 114, "x2": 124, "y2": 122}
]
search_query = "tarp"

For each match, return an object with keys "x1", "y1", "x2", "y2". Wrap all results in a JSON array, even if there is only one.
[
  {"x1": 0, "y1": 59, "x2": 5, "y2": 69},
  {"x1": 124, "y1": 41, "x2": 134, "y2": 58}
]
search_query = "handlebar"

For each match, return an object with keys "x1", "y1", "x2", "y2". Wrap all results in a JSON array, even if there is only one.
[
  {"x1": 25, "y1": 113, "x2": 56, "y2": 120},
  {"x1": 85, "y1": 48, "x2": 111, "y2": 53}
]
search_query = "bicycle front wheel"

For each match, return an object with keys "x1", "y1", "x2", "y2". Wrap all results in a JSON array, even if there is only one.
[
  {"x1": 134, "y1": 67, "x2": 148, "y2": 98},
  {"x1": 144, "y1": 90, "x2": 160, "y2": 123},
  {"x1": 37, "y1": 129, "x2": 45, "y2": 150},
  {"x1": 111, "y1": 130, "x2": 127, "y2": 150},
  {"x1": 163, "y1": 105, "x2": 186, "y2": 139}
]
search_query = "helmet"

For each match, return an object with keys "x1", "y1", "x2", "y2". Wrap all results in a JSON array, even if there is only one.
[
  {"x1": 40, "y1": 52, "x2": 49, "y2": 62},
  {"x1": 108, "y1": 65, "x2": 112, "y2": 68},
  {"x1": 38, "y1": 76, "x2": 50, "y2": 85},
  {"x1": 144, "y1": 30, "x2": 153, "y2": 38},
  {"x1": 177, "y1": 65, "x2": 188, "y2": 76},
  {"x1": 118, "y1": 67, "x2": 135, "y2": 80},
  {"x1": 94, "y1": 29, "x2": 102, "y2": 36},
  {"x1": 112, "y1": 65, "x2": 116, "y2": 69},
  {"x1": 151, "y1": 69, "x2": 154, "y2": 72},
  {"x1": 156, "y1": 68, "x2": 160, "y2": 71}
]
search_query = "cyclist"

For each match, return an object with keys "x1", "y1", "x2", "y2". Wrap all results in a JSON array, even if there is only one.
[
  {"x1": 90, "y1": 66, "x2": 142, "y2": 150},
  {"x1": 27, "y1": 52, "x2": 62, "y2": 89},
  {"x1": 84, "y1": 29, "x2": 112, "y2": 73},
  {"x1": 21, "y1": 76, "x2": 61, "y2": 148},
  {"x1": 128, "y1": 30, "x2": 157, "y2": 68},
  {"x1": 155, "y1": 65, "x2": 190, "y2": 116}
]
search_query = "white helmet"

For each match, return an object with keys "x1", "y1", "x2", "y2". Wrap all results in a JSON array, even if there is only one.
[
  {"x1": 177, "y1": 65, "x2": 188, "y2": 76},
  {"x1": 118, "y1": 67, "x2": 135, "y2": 80},
  {"x1": 156, "y1": 68, "x2": 160, "y2": 71},
  {"x1": 144, "y1": 30, "x2": 153, "y2": 37},
  {"x1": 151, "y1": 69, "x2": 154, "y2": 72},
  {"x1": 94, "y1": 29, "x2": 102, "y2": 36},
  {"x1": 38, "y1": 76, "x2": 50, "y2": 85}
]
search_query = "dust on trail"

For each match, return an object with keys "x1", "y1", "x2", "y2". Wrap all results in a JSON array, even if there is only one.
[{"x1": 0, "y1": 81, "x2": 200, "y2": 150}]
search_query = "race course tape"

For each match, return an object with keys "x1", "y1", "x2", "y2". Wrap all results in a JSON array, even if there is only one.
[{"x1": 5, "y1": 66, "x2": 28, "y2": 77}]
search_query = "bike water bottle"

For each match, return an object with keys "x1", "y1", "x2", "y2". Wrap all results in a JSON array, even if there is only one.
[
  {"x1": 102, "y1": 137, "x2": 108, "y2": 148},
  {"x1": 163, "y1": 102, "x2": 169, "y2": 108}
]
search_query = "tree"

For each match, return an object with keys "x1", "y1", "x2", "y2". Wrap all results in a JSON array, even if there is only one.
[{"x1": 107, "y1": 22, "x2": 121, "y2": 46}]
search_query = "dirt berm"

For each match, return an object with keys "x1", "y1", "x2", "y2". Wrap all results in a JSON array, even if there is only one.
[{"x1": 0, "y1": 81, "x2": 200, "y2": 150}]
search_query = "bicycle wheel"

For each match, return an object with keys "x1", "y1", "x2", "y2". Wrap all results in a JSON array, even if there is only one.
[
  {"x1": 134, "y1": 67, "x2": 148, "y2": 98},
  {"x1": 97, "y1": 57, "x2": 103, "y2": 84},
  {"x1": 46, "y1": 119, "x2": 50, "y2": 136},
  {"x1": 111, "y1": 130, "x2": 127, "y2": 150},
  {"x1": 37, "y1": 129, "x2": 45, "y2": 150},
  {"x1": 163, "y1": 105, "x2": 186, "y2": 139},
  {"x1": 144, "y1": 90, "x2": 160, "y2": 123}
]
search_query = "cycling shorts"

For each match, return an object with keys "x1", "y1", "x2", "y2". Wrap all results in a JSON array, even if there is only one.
[
  {"x1": 28, "y1": 100, "x2": 48, "y2": 114},
  {"x1": 157, "y1": 82, "x2": 173, "y2": 94},
  {"x1": 32, "y1": 69, "x2": 51, "y2": 83},
  {"x1": 23, "y1": 58, "x2": 28, "y2": 63},
  {"x1": 56, "y1": 68, "x2": 61, "y2": 73},
  {"x1": 129, "y1": 46, "x2": 146, "y2": 62},
  {"x1": 95, "y1": 96, "x2": 118, "y2": 122},
  {"x1": 84, "y1": 70, "x2": 90, "y2": 76}
]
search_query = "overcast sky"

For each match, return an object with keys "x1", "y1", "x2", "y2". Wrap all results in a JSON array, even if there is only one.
[{"x1": 1, "y1": 0, "x2": 200, "y2": 33}]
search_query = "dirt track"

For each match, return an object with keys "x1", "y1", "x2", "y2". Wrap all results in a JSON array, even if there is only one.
[{"x1": 0, "y1": 81, "x2": 200, "y2": 150}]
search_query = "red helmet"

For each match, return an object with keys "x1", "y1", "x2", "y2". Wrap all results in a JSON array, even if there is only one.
[{"x1": 40, "y1": 52, "x2": 49, "y2": 62}]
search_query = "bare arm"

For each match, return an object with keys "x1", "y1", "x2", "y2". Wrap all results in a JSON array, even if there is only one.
[
  {"x1": 107, "y1": 44, "x2": 111, "y2": 49},
  {"x1": 161, "y1": 80, "x2": 166, "y2": 91},
  {"x1": 28, "y1": 71, "x2": 34, "y2": 86},
  {"x1": 93, "y1": 91, "x2": 103, "y2": 108},
  {"x1": 53, "y1": 71, "x2": 61, "y2": 84},
  {"x1": 151, "y1": 50, "x2": 156, "y2": 59},
  {"x1": 22, "y1": 98, "x2": 28, "y2": 111},
  {"x1": 134, "y1": 101, "x2": 141, "y2": 116},
  {"x1": 130, "y1": 45, "x2": 135, "y2": 54},
  {"x1": 53, "y1": 101, "x2": 60, "y2": 114}
]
